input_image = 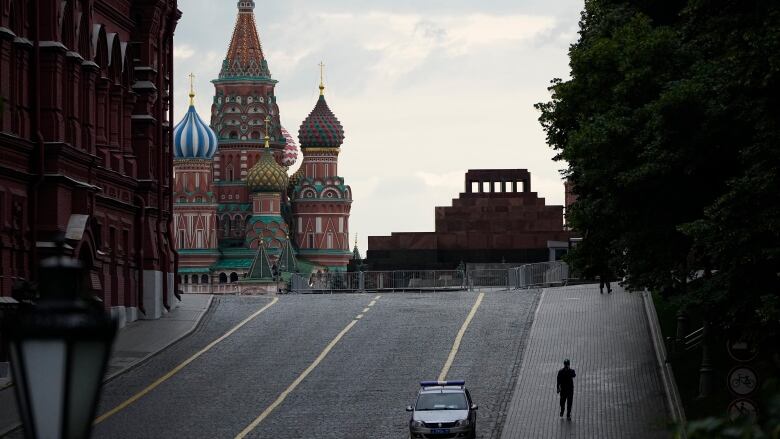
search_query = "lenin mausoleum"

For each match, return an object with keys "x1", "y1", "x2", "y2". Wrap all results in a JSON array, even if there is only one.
[
  {"x1": 365, "y1": 169, "x2": 572, "y2": 270},
  {"x1": 172, "y1": 0, "x2": 353, "y2": 293},
  {"x1": 0, "y1": 0, "x2": 181, "y2": 324}
]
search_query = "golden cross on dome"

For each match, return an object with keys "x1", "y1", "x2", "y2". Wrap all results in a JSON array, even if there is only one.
[
  {"x1": 188, "y1": 73, "x2": 196, "y2": 105},
  {"x1": 264, "y1": 115, "x2": 271, "y2": 148},
  {"x1": 318, "y1": 61, "x2": 325, "y2": 96}
]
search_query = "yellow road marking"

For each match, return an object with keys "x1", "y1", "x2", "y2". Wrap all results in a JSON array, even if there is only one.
[
  {"x1": 438, "y1": 292, "x2": 485, "y2": 381},
  {"x1": 94, "y1": 297, "x2": 279, "y2": 425},
  {"x1": 368, "y1": 300, "x2": 376, "y2": 307},
  {"x1": 362, "y1": 307, "x2": 370, "y2": 313},
  {"x1": 235, "y1": 319, "x2": 359, "y2": 438}
]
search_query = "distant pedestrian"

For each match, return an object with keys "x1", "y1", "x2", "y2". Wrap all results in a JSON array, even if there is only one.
[
  {"x1": 557, "y1": 359, "x2": 576, "y2": 420},
  {"x1": 599, "y1": 269, "x2": 612, "y2": 294}
]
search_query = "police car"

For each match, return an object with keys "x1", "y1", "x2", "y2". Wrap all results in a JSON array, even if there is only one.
[{"x1": 406, "y1": 380, "x2": 477, "y2": 439}]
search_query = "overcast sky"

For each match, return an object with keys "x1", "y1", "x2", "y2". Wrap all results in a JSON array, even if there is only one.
[{"x1": 173, "y1": 0, "x2": 584, "y2": 252}]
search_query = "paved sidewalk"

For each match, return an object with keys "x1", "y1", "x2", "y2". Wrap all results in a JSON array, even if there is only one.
[
  {"x1": 500, "y1": 284, "x2": 669, "y2": 438},
  {"x1": 0, "y1": 294, "x2": 213, "y2": 437}
]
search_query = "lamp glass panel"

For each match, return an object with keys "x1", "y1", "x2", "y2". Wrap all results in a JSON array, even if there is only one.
[
  {"x1": 22, "y1": 340, "x2": 66, "y2": 439},
  {"x1": 67, "y1": 341, "x2": 106, "y2": 439}
]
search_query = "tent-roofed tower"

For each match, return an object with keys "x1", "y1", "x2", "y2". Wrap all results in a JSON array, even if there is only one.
[{"x1": 210, "y1": 0, "x2": 287, "y2": 187}]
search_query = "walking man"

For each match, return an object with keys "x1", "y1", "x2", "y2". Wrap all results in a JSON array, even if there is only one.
[
  {"x1": 557, "y1": 359, "x2": 576, "y2": 420},
  {"x1": 599, "y1": 269, "x2": 612, "y2": 294}
]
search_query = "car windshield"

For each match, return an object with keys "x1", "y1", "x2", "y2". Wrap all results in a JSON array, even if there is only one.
[{"x1": 415, "y1": 392, "x2": 468, "y2": 411}]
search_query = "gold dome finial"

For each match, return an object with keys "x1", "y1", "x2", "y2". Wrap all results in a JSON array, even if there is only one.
[
  {"x1": 318, "y1": 61, "x2": 325, "y2": 96},
  {"x1": 188, "y1": 72, "x2": 196, "y2": 105},
  {"x1": 264, "y1": 115, "x2": 271, "y2": 148}
]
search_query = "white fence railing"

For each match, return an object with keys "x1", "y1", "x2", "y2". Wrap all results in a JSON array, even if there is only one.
[
  {"x1": 188, "y1": 262, "x2": 571, "y2": 294},
  {"x1": 511, "y1": 261, "x2": 569, "y2": 289},
  {"x1": 290, "y1": 271, "x2": 466, "y2": 293}
]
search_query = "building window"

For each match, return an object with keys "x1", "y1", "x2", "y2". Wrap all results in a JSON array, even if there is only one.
[
  {"x1": 327, "y1": 233, "x2": 334, "y2": 248},
  {"x1": 308, "y1": 234, "x2": 315, "y2": 248},
  {"x1": 219, "y1": 273, "x2": 228, "y2": 284},
  {"x1": 338, "y1": 218, "x2": 344, "y2": 233},
  {"x1": 316, "y1": 217, "x2": 322, "y2": 233},
  {"x1": 230, "y1": 272, "x2": 239, "y2": 283},
  {"x1": 298, "y1": 217, "x2": 303, "y2": 234},
  {"x1": 179, "y1": 231, "x2": 185, "y2": 249},
  {"x1": 192, "y1": 275, "x2": 199, "y2": 284},
  {"x1": 201, "y1": 274, "x2": 209, "y2": 284},
  {"x1": 195, "y1": 173, "x2": 200, "y2": 188}
]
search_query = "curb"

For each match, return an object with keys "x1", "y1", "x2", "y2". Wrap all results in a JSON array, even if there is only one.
[
  {"x1": 0, "y1": 295, "x2": 216, "y2": 437},
  {"x1": 104, "y1": 294, "x2": 215, "y2": 383},
  {"x1": 641, "y1": 290, "x2": 687, "y2": 434}
]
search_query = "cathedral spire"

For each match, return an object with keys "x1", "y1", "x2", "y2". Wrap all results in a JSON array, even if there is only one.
[
  {"x1": 220, "y1": 1, "x2": 270, "y2": 79},
  {"x1": 319, "y1": 61, "x2": 326, "y2": 96},
  {"x1": 188, "y1": 72, "x2": 195, "y2": 106}
]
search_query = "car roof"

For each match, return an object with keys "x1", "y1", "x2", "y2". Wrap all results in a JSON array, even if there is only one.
[{"x1": 419, "y1": 387, "x2": 466, "y2": 394}]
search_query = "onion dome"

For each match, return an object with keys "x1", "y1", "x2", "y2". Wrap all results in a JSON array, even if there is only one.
[
  {"x1": 280, "y1": 127, "x2": 299, "y2": 167},
  {"x1": 246, "y1": 120, "x2": 288, "y2": 193},
  {"x1": 173, "y1": 79, "x2": 218, "y2": 159},
  {"x1": 298, "y1": 92, "x2": 344, "y2": 148}
]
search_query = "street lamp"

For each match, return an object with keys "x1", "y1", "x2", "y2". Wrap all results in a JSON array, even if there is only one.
[{"x1": 3, "y1": 239, "x2": 117, "y2": 439}]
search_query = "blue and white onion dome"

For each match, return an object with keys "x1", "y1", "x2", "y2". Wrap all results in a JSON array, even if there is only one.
[{"x1": 173, "y1": 89, "x2": 218, "y2": 159}]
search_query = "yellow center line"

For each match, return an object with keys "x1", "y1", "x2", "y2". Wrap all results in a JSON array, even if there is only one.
[
  {"x1": 362, "y1": 307, "x2": 370, "y2": 313},
  {"x1": 235, "y1": 319, "x2": 360, "y2": 438},
  {"x1": 438, "y1": 292, "x2": 485, "y2": 381},
  {"x1": 94, "y1": 297, "x2": 279, "y2": 425},
  {"x1": 368, "y1": 300, "x2": 376, "y2": 307}
]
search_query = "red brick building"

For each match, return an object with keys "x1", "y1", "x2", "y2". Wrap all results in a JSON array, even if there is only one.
[
  {"x1": 0, "y1": 0, "x2": 181, "y2": 324},
  {"x1": 366, "y1": 169, "x2": 571, "y2": 270}
]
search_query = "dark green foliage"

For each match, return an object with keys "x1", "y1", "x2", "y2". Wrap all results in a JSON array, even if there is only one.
[
  {"x1": 537, "y1": 0, "x2": 780, "y2": 337},
  {"x1": 678, "y1": 394, "x2": 780, "y2": 438}
]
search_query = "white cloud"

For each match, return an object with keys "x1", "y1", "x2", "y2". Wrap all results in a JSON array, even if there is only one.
[
  {"x1": 415, "y1": 170, "x2": 466, "y2": 190},
  {"x1": 307, "y1": 12, "x2": 556, "y2": 83},
  {"x1": 173, "y1": 44, "x2": 196, "y2": 59}
]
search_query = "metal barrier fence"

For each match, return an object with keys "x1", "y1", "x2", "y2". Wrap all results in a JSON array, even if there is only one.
[
  {"x1": 290, "y1": 271, "x2": 466, "y2": 294},
  {"x1": 181, "y1": 262, "x2": 569, "y2": 294},
  {"x1": 466, "y1": 269, "x2": 509, "y2": 290},
  {"x1": 511, "y1": 261, "x2": 569, "y2": 289}
]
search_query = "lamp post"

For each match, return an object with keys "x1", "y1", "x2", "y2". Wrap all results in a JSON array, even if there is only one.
[{"x1": 3, "y1": 238, "x2": 117, "y2": 439}]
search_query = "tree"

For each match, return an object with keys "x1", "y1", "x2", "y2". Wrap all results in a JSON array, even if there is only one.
[{"x1": 537, "y1": 0, "x2": 780, "y2": 338}]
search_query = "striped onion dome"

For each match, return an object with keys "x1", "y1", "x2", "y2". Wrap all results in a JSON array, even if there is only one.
[
  {"x1": 173, "y1": 104, "x2": 218, "y2": 159},
  {"x1": 280, "y1": 126, "x2": 299, "y2": 167}
]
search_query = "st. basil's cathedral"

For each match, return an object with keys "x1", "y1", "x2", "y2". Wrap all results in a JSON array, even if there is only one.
[{"x1": 173, "y1": 0, "x2": 352, "y2": 292}]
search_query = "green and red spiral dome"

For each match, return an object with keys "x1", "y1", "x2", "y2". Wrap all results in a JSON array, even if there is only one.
[{"x1": 298, "y1": 95, "x2": 344, "y2": 148}]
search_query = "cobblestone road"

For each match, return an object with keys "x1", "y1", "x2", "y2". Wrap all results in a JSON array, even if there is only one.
[
  {"x1": 500, "y1": 284, "x2": 670, "y2": 439},
  {"x1": 86, "y1": 291, "x2": 539, "y2": 439}
]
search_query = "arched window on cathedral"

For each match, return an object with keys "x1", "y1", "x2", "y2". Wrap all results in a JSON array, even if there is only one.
[
  {"x1": 230, "y1": 272, "x2": 239, "y2": 283},
  {"x1": 219, "y1": 273, "x2": 228, "y2": 284},
  {"x1": 201, "y1": 274, "x2": 209, "y2": 284},
  {"x1": 230, "y1": 131, "x2": 238, "y2": 139},
  {"x1": 191, "y1": 275, "x2": 199, "y2": 284},
  {"x1": 227, "y1": 165, "x2": 234, "y2": 181},
  {"x1": 223, "y1": 215, "x2": 231, "y2": 236}
]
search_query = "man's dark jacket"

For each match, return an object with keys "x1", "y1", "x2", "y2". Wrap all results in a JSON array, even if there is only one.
[{"x1": 557, "y1": 367, "x2": 576, "y2": 393}]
